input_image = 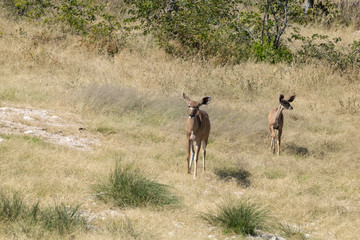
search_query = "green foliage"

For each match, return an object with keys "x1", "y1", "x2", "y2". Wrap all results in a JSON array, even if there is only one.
[
  {"x1": 202, "y1": 200, "x2": 268, "y2": 236},
  {"x1": 2, "y1": 0, "x2": 125, "y2": 56},
  {"x1": 252, "y1": 40, "x2": 293, "y2": 63},
  {"x1": 3, "y1": 0, "x2": 51, "y2": 18},
  {"x1": 1, "y1": 0, "x2": 358, "y2": 65},
  {"x1": 93, "y1": 162, "x2": 178, "y2": 208},
  {"x1": 125, "y1": 0, "x2": 302, "y2": 64},
  {"x1": 290, "y1": 0, "x2": 339, "y2": 26},
  {"x1": 52, "y1": 0, "x2": 101, "y2": 35},
  {"x1": 294, "y1": 34, "x2": 360, "y2": 70},
  {"x1": 312, "y1": 0, "x2": 339, "y2": 25},
  {"x1": 126, "y1": 0, "x2": 253, "y2": 63}
]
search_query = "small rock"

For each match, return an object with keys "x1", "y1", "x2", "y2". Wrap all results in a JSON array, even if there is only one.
[
  {"x1": 24, "y1": 130, "x2": 34, "y2": 134},
  {"x1": 23, "y1": 116, "x2": 33, "y2": 121}
]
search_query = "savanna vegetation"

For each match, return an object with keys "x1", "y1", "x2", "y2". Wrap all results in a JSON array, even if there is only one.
[{"x1": 0, "y1": 0, "x2": 359, "y2": 239}]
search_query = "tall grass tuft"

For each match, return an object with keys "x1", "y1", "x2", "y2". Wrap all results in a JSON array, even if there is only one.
[
  {"x1": 279, "y1": 223, "x2": 308, "y2": 240},
  {"x1": 93, "y1": 162, "x2": 178, "y2": 208},
  {"x1": 0, "y1": 191, "x2": 28, "y2": 222},
  {"x1": 40, "y1": 203, "x2": 88, "y2": 235},
  {"x1": 336, "y1": 0, "x2": 360, "y2": 27},
  {"x1": 202, "y1": 200, "x2": 268, "y2": 236},
  {"x1": 0, "y1": 191, "x2": 88, "y2": 236}
]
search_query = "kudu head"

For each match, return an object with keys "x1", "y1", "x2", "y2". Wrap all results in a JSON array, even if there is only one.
[
  {"x1": 183, "y1": 93, "x2": 211, "y2": 139},
  {"x1": 183, "y1": 93, "x2": 211, "y2": 119},
  {"x1": 279, "y1": 94, "x2": 296, "y2": 111}
]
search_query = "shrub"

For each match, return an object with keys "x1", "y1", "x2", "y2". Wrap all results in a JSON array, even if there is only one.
[
  {"x1": 252, "y1": 40, "x2": 293, "y2": 64},
  {"x1": 294, "y1": 34, "x2": 360, "y2": 70},
  {"x1": 202, "y1": 200, "x2": 268, "y2": 236},
  {"x1": 93, "y1": 162, "x2": 178, "y2": 208},
  {"x1": 2, "y1": 0, "x2": 125, "y2": 56},
  {"x1": 2, "y1": 0, "x2": 51, "y2": 18}
]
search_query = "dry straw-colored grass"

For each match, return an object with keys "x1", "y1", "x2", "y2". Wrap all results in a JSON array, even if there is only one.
[{"x1": 0, "y1": 8, "x2": 360, "y2": 240}]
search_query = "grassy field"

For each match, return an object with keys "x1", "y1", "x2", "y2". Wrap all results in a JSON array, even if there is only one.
[{"x1": 0, "y1": 5, "x2": 360, "y2": 240}]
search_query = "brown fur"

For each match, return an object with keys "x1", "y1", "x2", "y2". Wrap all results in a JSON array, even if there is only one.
[
  {"x1": 183, "y1": 93, "x2": 211, "y2": 179},
  {"x1": 268, "y1": 94, "x2": 296, "y2": 155}
]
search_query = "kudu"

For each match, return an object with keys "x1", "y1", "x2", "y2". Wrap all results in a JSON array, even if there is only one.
[
  {"x1": 183, "y1": 93, "x2": 211, "y2": 179},
  {"x1": 268, "y1": 94, "x2": 296, "y2": 155}
]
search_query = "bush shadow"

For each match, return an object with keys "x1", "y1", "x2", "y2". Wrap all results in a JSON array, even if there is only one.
[
  {"x1": 214, "y1": 167, "x2": 251, "y2": 187},
  {"x1": 283, "y1": 143, "x2": 309, "y2": 157}
]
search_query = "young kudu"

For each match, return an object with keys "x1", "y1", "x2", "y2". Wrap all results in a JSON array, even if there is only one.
[
  {"x1": 183, "y1": 93, "x2": 211, "y2": 179},
  {"x1": 268, "y1": 94, "x2": 296, "y2": 155}
]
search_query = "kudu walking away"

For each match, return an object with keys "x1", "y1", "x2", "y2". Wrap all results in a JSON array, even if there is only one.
[
  {"x1": 183, "y1": 93, "x2": 211, "y2": 179},
  {"x1": 268, "y1": 94, "x2": 296, "y2": 155}
]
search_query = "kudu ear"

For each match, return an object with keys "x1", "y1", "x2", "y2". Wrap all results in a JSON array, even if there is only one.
[
  {"x1": 183, "y1": 93, "x2": 192, "y2": 106},
  {"x1": 279, "y1": 94, "x2": 284, "y2": 102},
  {"x1": 200, "y1": 96, "x2": 211, "y2": 106},
  {"x1": 287, "y1": 95, "x2": 296, "y2": 102}
]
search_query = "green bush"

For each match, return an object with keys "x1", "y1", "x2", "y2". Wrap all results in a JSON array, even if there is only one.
[
  {"x1": 294, "y1": 34, "x2": 360, "y2": 70},
  {"x1": 252, "y1": 40, "x2": 293, "y2": 64},
  {"x1": 202, "y1": 200, "x2": 268, "y2": 236},
  {"x1": 93, "y1": 162, "x2": 178, "y2": 208},
  {"x1": 3, "y1": 0, "x2": 51, "y2": 18}
]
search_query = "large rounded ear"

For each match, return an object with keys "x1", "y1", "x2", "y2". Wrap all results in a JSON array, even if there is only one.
[
  {"x1": 279, "y1": 94, "x2": 284, "y2": 102},
  {"x1": 288, "y1": 95, "x2": 296, "y2": 102},
  {"x1": 200, "y1": 96, "x2": 211, "y2": 106},
  {"x1": 183, "y1": 93, "x2": 191, "y2": 106}
]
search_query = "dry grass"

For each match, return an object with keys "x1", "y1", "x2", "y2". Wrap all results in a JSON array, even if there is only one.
[{"x1": 0, "y1": 9, "x2": 360, "y2": 240}]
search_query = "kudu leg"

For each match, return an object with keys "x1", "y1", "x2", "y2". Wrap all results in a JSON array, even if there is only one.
[
  {"x1": 193, "y1": 141, "x2": 201, "y2": 179},
  {"x1": 186, "y1": 139, "x2": 191, "y2": 173},
  {"x1": 277, "y1": 129, "x2": 282, "y2": 156},
  {"x1": 270, "y1": 127, "x2": 276, "y2": 154},
  {"x1": 189, "y1": 140, "x2": 195, "y2": 172},
  {"x1": 202, "y1": 139, "x2": 208, "y2": 171}
]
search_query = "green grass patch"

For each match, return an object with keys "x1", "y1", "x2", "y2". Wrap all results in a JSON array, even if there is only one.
[
  {"x1": 0, "y1": 191, "x2": 88, "y2": 236},
  {"x1": 105, "y1": 217, "x2": 147, "y2": 239},
  {"x1": 279, "y1": 223, "x2": 308, "y2": 240},
  {"x1": 40, "y1": 203, "x2": 88, "y2": 235},
  {"x1": 264, "y1": 168, "x2": 287, "y2": 180},
  {"x1": 0, "y1": 191, "x2": 36, "y2": 222},
  {"x1": 93, "y1": 162, "x2": 178, "y2": 208},
  {"x1": 202, "y1": 200, "x2": 268, "y2": 236},
  {"x1": 0, "y1": 88, "x2": 18, "y2": 101}
]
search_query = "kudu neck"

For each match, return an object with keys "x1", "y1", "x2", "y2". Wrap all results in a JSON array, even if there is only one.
[
  {"x1": 274, "y1": 105, "x2": 284, "y2": 126},
  {"x1": 190, "y1": 113, "x2": 202, "y2": 132}
]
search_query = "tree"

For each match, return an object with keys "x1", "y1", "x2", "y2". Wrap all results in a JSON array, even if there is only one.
[{"x1": 303, "y1": 0, "x2": 314, "y2": 13}]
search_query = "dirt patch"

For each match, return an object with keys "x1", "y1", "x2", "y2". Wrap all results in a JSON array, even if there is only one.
[{"x1": 0, "y1": 107, "x2": 101, "y2": 151}]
